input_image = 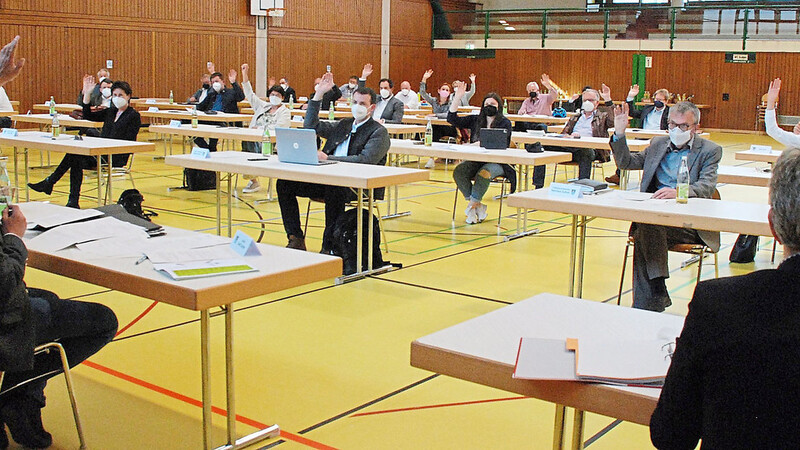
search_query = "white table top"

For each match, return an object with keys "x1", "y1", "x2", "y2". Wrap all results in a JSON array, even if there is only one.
[
  {"x1": 23, "y1": 222, "x2": 341, "y2": 311},
  {"x1": 165, "y1": 151, "x2": 429, "y2": 190},
  {"x1": 140, "y1": 110, "x2": 253, "y2": 123},
  {"x1": 12, "y1": 113, "x2": 103, "y2": 128},
  {"x1": 149, "y1": 124, "x2": 275, "y2": 143},
  {"x1": 33, "y1": 103, "x2": 83, "y2": 113},
  {"x1": 411, "y1": 293, "x2": 685, "y2": 425},
  {"x1": 510, "y1": 132, "x2": 651, "y2": 152},
  {"x1": 506, "y1": 188, "x2": 771, "y2": 236},
  {"x1": 505, "y1": 113, "x2": 571, "y2": 124},
  {"x1": 717, "y1": 165, "x2": 771, "y2": 187},
  {"x1": 735, "y1": 149, "x2": 781, "y2": 164},
  {"x1": 389, "y1": 139, "x2": 572, "y2": 166},
  {"x1": 290, "y1": 109, "x2": 352, "y2": 119},
  {"x1": 0, "y1": 130, "x2": 155, "y2": 155}
]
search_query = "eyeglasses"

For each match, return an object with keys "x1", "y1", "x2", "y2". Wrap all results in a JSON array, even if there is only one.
[{"x1": 668, "y1": 121, "x2": 692, "y2": 132}]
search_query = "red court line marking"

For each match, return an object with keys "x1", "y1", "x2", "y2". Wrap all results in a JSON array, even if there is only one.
[
  {"x1": 81, "y1": 360, "x2": 336, "y2": 450},
  {"x1": 350, "y1": 396, "x2": 527, "y2": 417},
  {"x1": 115, "y1": 301, "x2": 159, "y2": 337}
]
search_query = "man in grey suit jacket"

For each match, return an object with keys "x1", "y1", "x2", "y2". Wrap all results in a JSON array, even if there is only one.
[
  {"x1": 356, "y1": 63, "x2": 404, "y2": 124},
  {"x1": 610, "y1": 101, "x2": 722, "y2": 312}
]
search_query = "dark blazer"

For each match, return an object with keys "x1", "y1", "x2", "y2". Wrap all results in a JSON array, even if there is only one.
[
  {"x1": 188, "y1": 87, "x2": 209, "y2": 103},
  {"x1": 626, "y1": 101, "x2": 670, "y2": 130},
  {"x1": 446, "y1": 111, "x2": 517, "y2": 193},
  {"x1": 82, "y1": 104, "x2": 142, "y2": 167},
  {"x1": 651, "y1": 255, "x2": 800, "y2": 449},
  {"x1": 197, "y1": 82, "x2": 244, "y2": 113},
  {"x1": 282, "y1": 86, "x2": 297, "y2": 103},
  {"x1": 610, "y1": 134, "x2": 722, "y2": 250},
  {"x1": 0, "y1": 234, "x2": 34, "y2": 372}
]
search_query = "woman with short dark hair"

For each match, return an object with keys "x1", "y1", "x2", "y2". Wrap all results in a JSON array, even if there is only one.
[{"x1": 28, "y1": 75, "x2": 141, "y2": 208}]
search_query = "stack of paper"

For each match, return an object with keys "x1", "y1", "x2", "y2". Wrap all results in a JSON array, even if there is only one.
[{"x1": 513, "y1": 337, "x2": 676, "y2": 387}]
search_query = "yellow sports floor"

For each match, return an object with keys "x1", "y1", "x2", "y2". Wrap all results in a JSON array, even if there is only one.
[{"x1": 2, "y1": 130, "x2": 780, "y2": 449}]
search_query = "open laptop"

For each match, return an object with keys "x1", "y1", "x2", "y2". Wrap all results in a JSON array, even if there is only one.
[
  {"x1": 275, "y1": 127, "x2": 336, "y2": 165},
  {"x1": 479, "y1": 128, "x2": 509, "y2": 150}
]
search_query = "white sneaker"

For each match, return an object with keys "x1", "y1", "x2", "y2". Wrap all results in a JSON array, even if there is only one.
[
  {"x1": 424, "y1": 158, "x2": 435, "y2": 169},
  {"x1": 465, "y1": 206, "x2": 478, "y2": 224},
  {"x1": 242, "y1": 179, "x2": 261, "y2": 193},
  {"x1": 476, "y1": 203, "x2": 488, "y2": 222}
]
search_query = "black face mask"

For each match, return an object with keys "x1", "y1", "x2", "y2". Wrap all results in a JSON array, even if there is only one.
[
  {"x1": 202, "y1": 83, "x2": 210, "y2": 90},
  {"x1": 529, "y1": 91, "x2": 538, "y2": 99},
  {"x1": 654, "y1": 100, "x2": 665, "y2": 109},
  {"x1": 483, "y1": 105, "x2": 498, "y2": 117}
]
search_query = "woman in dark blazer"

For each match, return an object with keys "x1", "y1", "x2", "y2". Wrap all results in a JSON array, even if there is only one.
[
  {"x1": 447, "y1": 85, "x2": 514, "y2": 224},
  {"x1": 28, "y1": 76, "x2": 140, "y2": 208}
]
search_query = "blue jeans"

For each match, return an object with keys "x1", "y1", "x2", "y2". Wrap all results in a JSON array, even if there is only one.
[
  {"x1": 453, "y1": 161, "x2": 505, "y2": 203},
  {"x1": 0, "y1": 289, "x2": 118, "y2": 406}
]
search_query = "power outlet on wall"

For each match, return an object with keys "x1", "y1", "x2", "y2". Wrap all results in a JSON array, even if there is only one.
[{"x1": 722, "y1": 93, "x2": 730, "y2": 101}]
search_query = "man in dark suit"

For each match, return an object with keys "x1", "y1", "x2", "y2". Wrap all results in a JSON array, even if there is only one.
[
  {"x1": 277, "y1": 72, "x2": 390, "y2": 254},
  {"x1": 278, "y1": 77, "x2": 296, "y2": 103},
  {"x1": 610, "y1": 101, "x2": 722, "y2": 312},
  {"x1": 650, "y1": 147, "x2": 800, "y2": 449},
  {"x1": 606, "y1": 86, "x2": 671, "y2": 185},
  {"x1": 195, "y1": 69, "x2": 244, "y2": 151},
  {"x1": 356, "y1": 63, "x2": 404, "y2": 124}
]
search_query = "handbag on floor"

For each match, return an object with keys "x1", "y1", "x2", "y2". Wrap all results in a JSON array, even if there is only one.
[
  {"x1": 729, "y1": 234, "x2": 759, "y2": 263},
  {"x1": 183, "y1": 169, "x2": 217, "y2": 191}
]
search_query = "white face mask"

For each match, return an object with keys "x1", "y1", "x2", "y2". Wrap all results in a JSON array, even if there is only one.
[
  {"x1": 314, "y1": 84, "x2": 319, "y2": 91},
  {"x1": 380, "y1": 89, "x2": 391, "y2": 99},
  {"x1": 112, "y1": 96, "x2": 128, "y2": 109},
  {"x1": 401, "y1": 89, "x2": 410, "y2": 96},
  {"x1": 669, "y1": 126, "x2": 693, "y2": 147},
  {"x1": 101, "y1": 87, "x2": 111, "y2": 98},
  {"x1": 212, "y1": 82, "x2": 223, "y2": 93},
  {"x1": 269, "y1": 95, "x2": 282, "y2": 106},
  {"x1": 349, "y1": 83, "x2": 357, "y2": 89},
  {"x1": 582, "y1": 101, "x2": 595, "y2": 113},
  {"x1": 280, "y1": 83, "x2": 288, "y2": 90},
  {"x1": 351, "y1": 104, "x2": 369, "y2": 121}
]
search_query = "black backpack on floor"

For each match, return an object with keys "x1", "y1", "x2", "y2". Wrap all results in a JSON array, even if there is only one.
[
  {"x1": 183, "y1": 168, "x2": 217, "y2": 191},
  {"x1": 332, "y1": 208, "x2": 389, "y2": 275}
]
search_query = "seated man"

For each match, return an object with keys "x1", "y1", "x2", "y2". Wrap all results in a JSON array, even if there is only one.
[
  {"x1": 304, "y1": 76, "x2": 341, "y2": 111},
  {"x1": 552, "y1": 87, "x2": 614, "y2": 181},
  {"x1": 394, "y1": 81, "x2": 420, "y2": 109},
  {"x1": 610, "y1": 101, "x2": 721, "y2": 312},
  {"x1": 277, "y1": 72, "x2": 389, "y2": 253},
  {"x1": 357, "y1": 63, "x2": 403, "y2": 124},
  {"x1": 188, "y1": 73, "x2": 211, "y2": 103},
  {"x1": 339, "y1": 75, "x2": 359, "y2": 100},
  {"x1": 278, "y1": 77, "x2": 296, "y2": 103},
  {"x1": 194, "y1": 69, "x2": 244, "y2": 152},
  {"x1": 650, "y1": 147, "x2": 800, "y2": 449},
  {"x1": 516, "y1": 74, "x2": 558, "y2": 117},
  {"x1": 606, "y1": 86, "x2": 671, "y2": 185}
]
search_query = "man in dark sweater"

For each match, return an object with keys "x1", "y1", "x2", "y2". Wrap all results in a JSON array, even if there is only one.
[
  {"x1": 277, "y1": 72, "x2": 389, "y2": 253},
  {"x1": 194, "y1": 69, "x2": 245, "y2": 152}
]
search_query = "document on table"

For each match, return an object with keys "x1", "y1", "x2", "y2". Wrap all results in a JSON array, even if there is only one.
[
  {"x1": 144, "y1": 246, "x2": 240, "y2": 264},
  {"x1": 19, "y1": 202, "x2": 104, "y2": 229},
  {"x1": 618, "y1": 191, "x2": 655, "y2": 202},
  {"x1": 153, "y1": 258, "x2": 257, "y2": 281},
  {"x1": 75, "y1": 232, "x2": 230, "y2": 258},
  {"x1": 512, "y1": 338, "x2": 577, "y2": 380},
  {"x1": 27, "y1": 217, "x2": 148, "y2": 252}
]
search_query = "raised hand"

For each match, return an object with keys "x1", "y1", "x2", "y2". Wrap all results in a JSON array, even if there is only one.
[
  {"x1": 82, "y1": 74, "x2": 96, "y2": 94},
  {"x1": 453, "y1": 81, "x2": 467, "y2": 98},
  {"x1": 469, "y1": 73, "x2": 476, "y2": 83},
  {"x1": 541, "y1": 73, "x2": 551, "y2": 87},
  {"x1": 228, "y1": 69, "x2": 237, "y2": 84},
  {"x1": 207, "y1": 62, "x2": 215, "y2": 74},
  {"x1": 600, "y1": 83, "x2": 612, "y2": 102},
  {"x1": 361, "y1": 63, "x2": 373, "y2": 79},
  {"x1": 613, "y1": 102, "x2": 629, "y2": 136},
  {"x1": 422, "y1": 69, "x2": 433, "y2": 81},
  {"x1": 268, "y1": 76, "x2": 276, "y2": 88},
  {"x1": 316, "y1": 72, "x2": 335, "y2": 96},
  {"x1": 240, "y1": 64, "x2": 249, "y2": 83},
  {"x1": 766, "y1": 78, "x2": 781, "y2": 110},
  {"x1": 0, "y1": 36, "x2": 25, "y2": 87},
  {"x1": 627, "y1": 84, "x2": 640, "y2": 99}
]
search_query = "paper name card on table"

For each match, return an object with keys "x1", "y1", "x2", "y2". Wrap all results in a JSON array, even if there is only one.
[
  {"x1": 549, "y1": 182, "x2": 583, "y2": 199},
  {"x1": 169, "y1": 119, "x2": 182, "y2": 128},
  {"x1": 750, "y1": 144, "x2": 773, "y2": 154},
  {"x1": 147, "y1": 107, "x2": 159, "y2": 112},
  {"x1": 153, "y1": 258, "x2": 257, "y2": 281},
  {"x1": 191, "y1": 147, "x2": 210, "y2": 159},
  {"x1": 230, "y1": 230, "x2": 261, "y2": 256},
  {"x1": 145, "y1": 99, "x2": 157, "y2": 104},
  {"x1": 1, "y1": 128, "x2": 18, "y2": 137}
]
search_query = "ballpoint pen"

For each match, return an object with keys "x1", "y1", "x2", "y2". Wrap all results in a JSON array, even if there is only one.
[{"x1": 135, "y1": 254, "x2": 148, "y2": 265}]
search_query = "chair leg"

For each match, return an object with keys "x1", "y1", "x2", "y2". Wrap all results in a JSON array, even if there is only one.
[
  {"x1": 714, "y1": 252, "x2": 719, "y2": 278},
  {"x1": 617, "y1": 241, "x2": 631, "y2": 306},
  {"x1": 452, "y1": 188, "x2": 458, "y2": 222},
  {"x1": 497, "y1": 179, "x2": 506, "y2": 226},
  {"x1": 695, "y1": 248, "x2": 705, "y2": 286},
  {"x1": 303, "y1": 199, "x2": 312, "y2": 237},
  {"x1": 37, "y1": 342, "x2": 86, "y2": 449}
]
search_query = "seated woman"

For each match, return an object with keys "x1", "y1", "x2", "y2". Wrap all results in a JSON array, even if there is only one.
[
  {"x1": 239, "y1": 63, "x2": 291, "y2": 194},
  {"x1": 446, "y1": 83, "x2": 514, "y2": 224},
  {"x1": 28, "y1": 76, "x2": 140, "y2": 208},
  {"x1": 419, "y1": 69, "x2": 456, "y2": 168}
]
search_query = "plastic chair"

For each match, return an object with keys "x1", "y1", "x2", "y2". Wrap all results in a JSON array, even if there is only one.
[
  {"x1": 0, "y1": 342, "x2": 87, "y2": 449},
  {"x1": 86, "y1": 154, "x2": 136, "y2": 203}
]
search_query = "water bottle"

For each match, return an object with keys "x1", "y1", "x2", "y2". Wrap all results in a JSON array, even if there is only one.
[
  {"x1": 169, "y1": 90, "x2": 174, "y2": 104},
  {"x1": 289, "y1": 95, "x2": 294, "y2": 110},
  {"x1": 51, "y1": 114, "x2": 60, "y2": 138},
  {"x1": 676, "y1": 155, "x2": 689, "y2": 204},
  {"x1": 191, "y1": 105, "x2": 198, "y2": 128},
  {"x1": 502, "y1": 98, "x2": 508, "y2": 115},
  {"x1": 0, "y1": 159, "x2": 14, "y2": 211},
  {"x1": 328, "y1": 102, "x2": 335, "y2": 120},
  {"x1": 261, "y1": 126, "x2": 272, "y2": 155},
  {"x1": 424, "y1": 119, "x2": 433, "y2": 146},
  {"x1": 49, "y1": 96, "x2": 56, "y2": 116}
]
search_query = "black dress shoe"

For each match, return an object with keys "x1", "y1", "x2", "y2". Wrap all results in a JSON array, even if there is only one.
[
  {"x1": 65, "y1": 200, "x2": 80, "y2": 209},
  {"x1": 27, "y1": 179, "x2": 54, "y2": 195},
  {"x1": 286, "y1": 235, "x2": 306, "y2": 251},
  {"x1": 0, "y1": 397, "x2": 52, "y2": 449}
]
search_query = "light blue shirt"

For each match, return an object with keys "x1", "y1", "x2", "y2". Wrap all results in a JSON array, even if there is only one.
[
  {"x1": 643, "y1": 107, "x2": 665, "y2": 130},
  {"x1": 333, "y1": 119, "x2": 368, "y2": 157},
  {"x1": 572, "y1": 111, "x2": 595, "y2": 137},
  {"x1": 656, "y1": 147, "x2": 690, "y2": 190}
]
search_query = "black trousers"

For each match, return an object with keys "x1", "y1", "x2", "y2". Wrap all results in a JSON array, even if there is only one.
[
  {"x1": 276, "y1": 180, "x2": 357, "y2": 248},
  {"x1": 516, "y1": 122, "x2": 548, "y2": 188},
  {"x1": 48, "y1": 153, "x2": 129, "y2": 203}
]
